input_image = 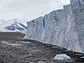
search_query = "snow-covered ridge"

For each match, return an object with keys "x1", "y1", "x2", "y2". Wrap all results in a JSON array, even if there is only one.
[
  {"x1": 0, "y1": 19, "x2": 27, "y2": 33},
  {"x1": 25, "y1": 0, "x2": 84, "y2": 53}
]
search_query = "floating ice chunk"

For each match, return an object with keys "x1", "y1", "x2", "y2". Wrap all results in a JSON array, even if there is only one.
[
  {"x1": 81, "y1": 56, "x2": 84, "y2": 59},
  {"x1": 21, "y1": 41, "x2": 30, "y2": 44},
  {"x1": 7, "y1": 43, "x2": 21, "y2": 46},
  {"x1": 2, "y1": 41, "x2": 9, "y2": 44},
  {"x1": 54, "y1": 54, "x2": 71, "y2": 60},
  {"x1": 1, "y1": 41, "x2": 21, "y2": 46}
]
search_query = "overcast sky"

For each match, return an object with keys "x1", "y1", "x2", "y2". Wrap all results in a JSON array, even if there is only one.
[{"x1": 0, "y1": 0, "x2": 70, "y2": 25}]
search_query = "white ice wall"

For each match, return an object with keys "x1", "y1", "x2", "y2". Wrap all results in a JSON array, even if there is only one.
[{"x1": 25, "y1": 0, "x2": 84, "y2": 52}]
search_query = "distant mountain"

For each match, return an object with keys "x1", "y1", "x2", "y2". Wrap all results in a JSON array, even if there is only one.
[
  {"x1": 0, "y1": 19, "x2": 27, "y2": 33},
  {"x1": 5, "y1": 22, "x2": 27, "y2": 31}
]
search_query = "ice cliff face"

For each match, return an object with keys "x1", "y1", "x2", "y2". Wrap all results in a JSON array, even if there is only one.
[{"x1": 25, "y1": 0, "x2": 84, "y2": 53}]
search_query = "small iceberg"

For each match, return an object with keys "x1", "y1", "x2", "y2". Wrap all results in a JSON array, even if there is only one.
[
  {"x1": 21, "y1": 41, "x2": 30, "y2": 44},
  {"x1": 1, "y1": 41, "x2": 21, "y2": 46},
  {"x1": 2, "y1": 41, "x2": 9, "y2": 44},
  {"x1": 54, "y1": 54, "x2": 71, "y2": 60},
  {"x1": 7, "y1": 43, "x2": 21, "y2": 46}
]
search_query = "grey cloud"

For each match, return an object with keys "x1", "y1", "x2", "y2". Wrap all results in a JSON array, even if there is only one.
[{"x1": 0, "y1": 0, "x2": 70, "y2": 23}]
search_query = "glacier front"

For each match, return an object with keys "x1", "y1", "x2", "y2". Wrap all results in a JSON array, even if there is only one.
[{"x1": 25, "y1": 0, "x2": 84, "y2": 53}]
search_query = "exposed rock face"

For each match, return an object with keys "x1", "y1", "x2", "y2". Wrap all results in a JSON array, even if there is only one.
[{"x1": 25, "y1": 0, "x2": 84, "y2": 52}]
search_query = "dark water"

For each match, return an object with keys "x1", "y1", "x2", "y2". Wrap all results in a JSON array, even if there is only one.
[{"x1": 0, "y1": 32, "x2": 81, "y2": 63}]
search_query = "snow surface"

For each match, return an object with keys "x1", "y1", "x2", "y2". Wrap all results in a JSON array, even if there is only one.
[{"x1": 54, "y1": 54, "x2": 71, "y2": 60}]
